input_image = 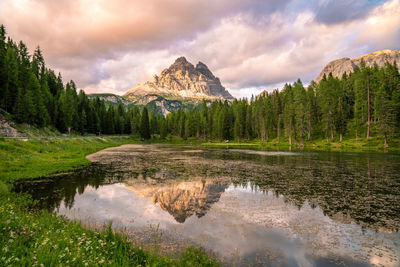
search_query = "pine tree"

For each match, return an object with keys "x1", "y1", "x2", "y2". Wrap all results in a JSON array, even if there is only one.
[
  {"x1": 352, "y1": 61, "x2": 376, "y2": 139},
  {"x1": 14, "y1": 87, "x2": 26, "y2": 123},
  {"x1": 28, "y1": 72, "x2": 49, "y2": 126},
  {"x1": 140, "y1": 107, "x2": 151, "y2": 139},
  {"x1": 317, "y1": 74, "x2": 337, "y2": 141},
  {"x1": 282, "y1": 84, "x2": 295, "y2": 144},
  {"x1": 105, "y1": 106, "x2": 115, "y2": 134},
  {"x1": 130, "y1": 106, "x2": 140, "y2": 135},
  {"x1": 270, "y1": 90, "x2": 282, "y2": 142},
  {"x1": 200, "y1": 100, "x2": 208, "y2": 138},
  {"x1": 149, "y1": 110, "x2": 158, "y2": 135},
  {"x1": 375, "y1": 62, "x2": 399, "y2": 147},
  {"x1": 177, "y1": 109, "x2": 186, "y2": 138},
  {"x1": 263, "y1": 96, "x2": 273, "y2": 141},
  {"x1": 25, "y1": 72, "x2": 41, "y2": 124},
  {"x1": 293, "y1": 79, "x2": 307, "y2": 146},
  {"x1": 31, "y1": 46, "x2": 44, "y2": 80},
  {"x1": 0, "y1": 25, "x2": 7, "y2": 110},
  {"x1": 385, "y1": 62, "x2": 400, "y2": 131},
  {"x1": 375, "y1": 83, "x2": 395, "y2": 147},
  {"x1": 245, "y1": 104, "x2": 253, "y2": 139},
  {"x1": 304, "y1": 85, "x2": 314, "y2": 140},
  {"x1": 253, "y1": 98, "x2": 266, "y2": 141},
  {"x1": 4, "y1": 46, "x2": 19, "y2": 112},
  {"x1": 335, "y1": 74, "x2": 351, "y2": 142}
]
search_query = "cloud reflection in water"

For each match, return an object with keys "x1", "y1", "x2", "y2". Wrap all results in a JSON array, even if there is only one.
[{"x1": 57, "y1": 181, "x2": 399, "y2": 267}]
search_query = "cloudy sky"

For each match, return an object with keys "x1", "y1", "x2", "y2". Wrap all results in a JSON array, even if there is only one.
[{"x1": 1, "y1": 0, "x2": 399, "y2": 98}]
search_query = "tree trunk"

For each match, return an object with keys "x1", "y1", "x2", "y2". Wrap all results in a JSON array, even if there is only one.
[
  {"x1": 261, "y1": 119, "x2": 266, "y2": 142},
  {"x1": 331, "y1": 128, "x2": 334, "y2": 141},
  {"x1": 307, "y1": 125, "x2": 311, "y2": 141},
  {"x1": 374, "y1": 96, "x2": 377, "y2": 123},
  {"x1": 277, "y1": 116, "x2": 281, "y2": 143},
  {"x1": 367, "y1": 74, "x2": 371, "y2": 138},
  {"x1": 289, "y1": 135, "x2": 292, "y2": 145},
  {"x1": 301, "y1": 135, "x2": 304, "y2": 148},
  {"x1": 340, "y1": 133, "x2": 343, "y2": 142},
  {"x1": 384, "y1": 133, "x2": 388, "y2": 148}
]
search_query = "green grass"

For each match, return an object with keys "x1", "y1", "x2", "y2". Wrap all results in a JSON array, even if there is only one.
[
  {"x1": 201, "y1": 136, "x2": 400, "y2": 153},
  {"x1": 0, "y1": 193, "x2": 217, "y2": 266},
  {"x1": 0, "y1": 137, "x2": 219, "y2": 266},
  {"x1": 0, "y1": 136, "x2": 134, "y2": 183}
]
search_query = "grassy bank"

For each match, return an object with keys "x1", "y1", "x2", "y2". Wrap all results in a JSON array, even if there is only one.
[
  {"x1": 0, "y1": 137, "x2": 218, "y2": 266},
  {"x1": 0, "y1": 136, "x2": 133, "y2": 184},
  {"x1": 133, "y1": 133, "x2": 400, "y2": 153},
  {"x1": 201, "y1": 136, "x2": 400, "y2": 153}
]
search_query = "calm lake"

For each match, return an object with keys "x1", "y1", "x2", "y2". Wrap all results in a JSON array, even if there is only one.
[{"x1": 15, "y1": 144, "x2": 400, "y2": 266}]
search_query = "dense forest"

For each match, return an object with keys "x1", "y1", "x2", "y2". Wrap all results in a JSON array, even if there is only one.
[{"x1": 1, "y1": 25, "x2": 399, "y2": 146}]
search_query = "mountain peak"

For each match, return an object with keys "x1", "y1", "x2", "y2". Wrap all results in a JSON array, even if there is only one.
[
  {"x1": 168, "y1": 56, "x2": 194, "y2": 71},
  {"x1": 124, "y1": 57, "x2": 234, "y2": 101},
  {"x1": 174, "y1": 56, "x2": 189, "y2": 64}
]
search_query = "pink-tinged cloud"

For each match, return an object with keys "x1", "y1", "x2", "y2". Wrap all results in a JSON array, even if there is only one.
[{"x1": 0, "y1": 0, "x2": 398, "y2": 98}]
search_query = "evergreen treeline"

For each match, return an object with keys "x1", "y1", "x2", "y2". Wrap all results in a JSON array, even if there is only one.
[
  {"x1": 0, "y1": 25, "x2": 149, "y2": 136},
  {"x1": 167, "y1": 63, "x2": 400, "y2": 146},
  {"x1": 1, "y1": 25, "x2": 400, "y2": 145}
]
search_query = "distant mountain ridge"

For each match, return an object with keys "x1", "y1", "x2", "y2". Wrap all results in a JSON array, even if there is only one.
[
  {"x1": 87, "y1": 93, "x2": 130, "y2": 106},
  {"x1": 87, "y1": 93, "x2": 189, "y2": 115},
  {"x1": 315, "y1": 50, "x2": 400, "y2": 82},
  {"x1": 124, "y1": 57, "x2": 233, "y2": 101}
]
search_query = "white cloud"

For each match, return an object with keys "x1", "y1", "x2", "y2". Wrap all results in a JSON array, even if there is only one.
[{"x1": 1, "y1": 0, "x2": 399, "y2": 98}]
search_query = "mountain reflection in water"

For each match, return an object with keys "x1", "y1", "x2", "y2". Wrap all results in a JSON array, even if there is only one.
[
  {"x1": 14, "y1": 144, "x2": 400, "y2": 267},
  {"x1": 125, "y1": 180, "x2": 228, "y2": 223}
]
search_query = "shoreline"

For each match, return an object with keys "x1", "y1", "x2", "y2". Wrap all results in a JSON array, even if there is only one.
[{"x1": 0, "y1": 137, "x2": 218, "y2": 266}]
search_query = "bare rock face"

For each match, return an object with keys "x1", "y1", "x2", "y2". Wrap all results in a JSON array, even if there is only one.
[
  {"x1": 0, "y1": 114, "x2": 23, "y2": 137},
  {"x1": 124, "y1": 57, "x2": 233, "y2": 101},
  {"x1": 315, "y1": 50, "x2": 400, "y2": 83}
]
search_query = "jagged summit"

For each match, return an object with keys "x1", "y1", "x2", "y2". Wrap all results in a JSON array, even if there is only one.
[
  {"x1": 168, "y1": 56, "x2": 194, "y2": 71},
  {"x1": 123, "y1": 56, "x2": 234, "y2": 101},
  {"x1": 316, "y1": 49, "x2": 400, "y2": 82},
  {"x1": 174, "y1": 56, "x2": 189, "y2": 63}
]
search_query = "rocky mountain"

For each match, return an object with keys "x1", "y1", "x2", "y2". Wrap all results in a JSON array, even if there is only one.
[
  {"x1": 124, "y1": 57, "x2": 233, "y2": 102},
  {"x1": 125, "y1": 180, "x2": 228, "y2": 223},
  {"x1": 87, "y1": 57, "x2": 232, "y2": 115},
  {"x1": 315, "y1": 50, "x2": 400, "y2": 83}
]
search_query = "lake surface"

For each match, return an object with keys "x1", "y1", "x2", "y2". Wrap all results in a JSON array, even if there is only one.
[{"x1": 15, "y1": 144, "x2": 400, "y2": 266}]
